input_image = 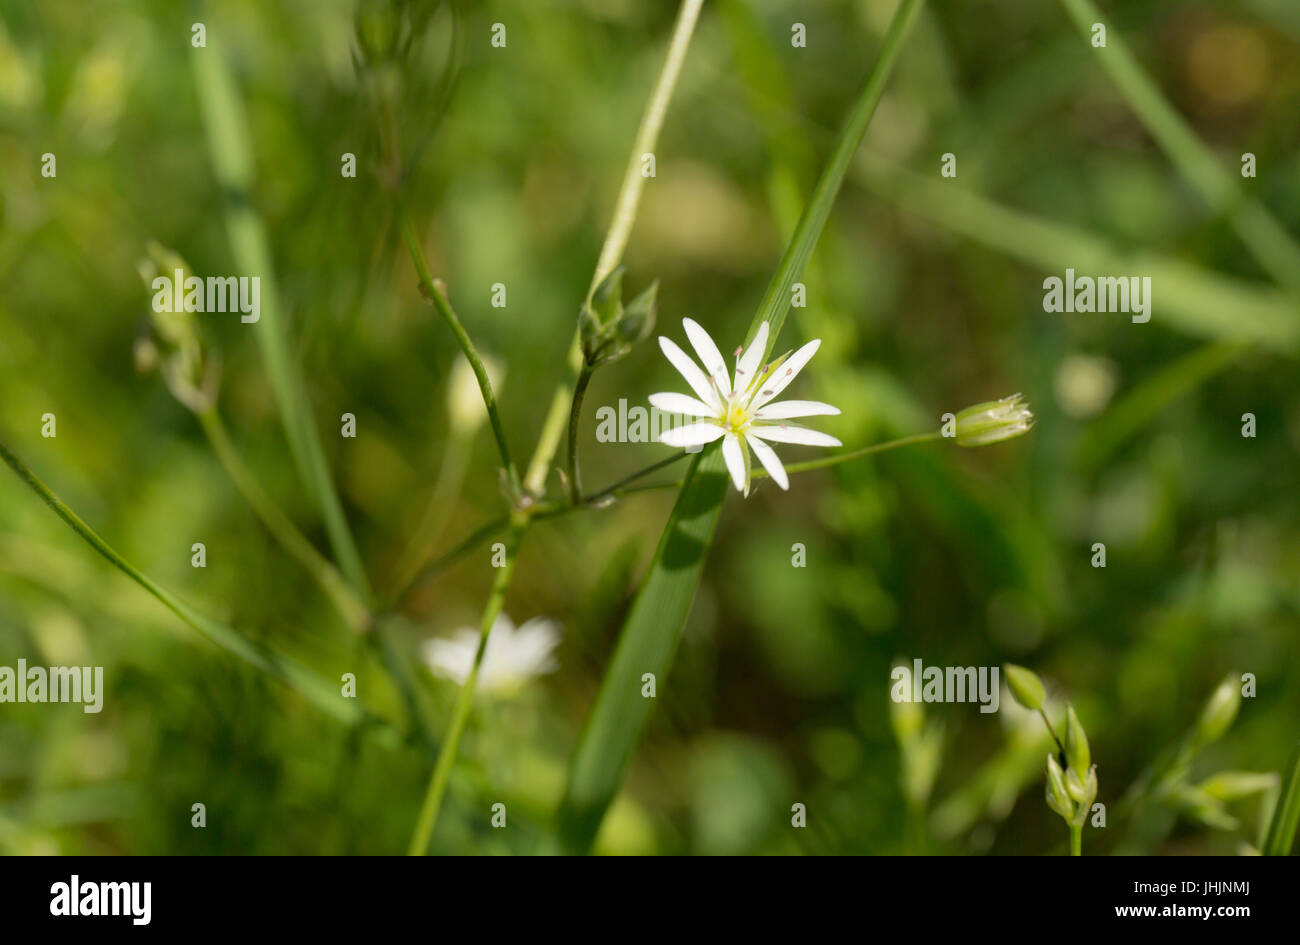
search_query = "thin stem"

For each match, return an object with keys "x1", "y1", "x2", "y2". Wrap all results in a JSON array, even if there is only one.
[
  {"x1": 565, "y1": 365, "x2": 595, "y2": 505},
  {"x1": 1069, "y1": 823, "x2": 1082, "y2": 856},
  {"x1": 407, "y1": 514, "x2": 526, "y2": 855},
  {"x1": 400, "y1": 209, "x2": 520, "y2": 497},
  {"x1": 523, "y1": 0, "x2": 706, "y2": 496},
  {"x1": 1038, "y1": 707, "x2": 1066, "y2": 760},
  {"x1": 583, "y1": 452, "x2": 691, "y2": 504},
  {"x1": 780, "y1": 431, "x2": 940, "y2": 475},
  {"x1": 380, "y1": 514, "x2": 509, "y2": 614},
  {"x1": 198, "y1": 408, "x2": 371, "y2": 633}
]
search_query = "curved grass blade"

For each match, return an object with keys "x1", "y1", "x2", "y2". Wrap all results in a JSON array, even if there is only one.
[{"x1": 0, "y1": 439, "x2": 389, "y2": 737}]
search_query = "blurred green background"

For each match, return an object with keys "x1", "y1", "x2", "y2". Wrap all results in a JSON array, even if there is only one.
[{"x1": 1, "y1": 0, "x2": 1298, "y2": 854}]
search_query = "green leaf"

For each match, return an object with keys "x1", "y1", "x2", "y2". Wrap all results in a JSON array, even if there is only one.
[
  {"x1": 552, "y1": 0, "x2": 926, "y2": 853},
  {"x1": 554, "y1": 450, "x2": 728, "y2": 851},
  {"x1": 1263, "y1": 741, "x2": 1300, "y2": 856}
]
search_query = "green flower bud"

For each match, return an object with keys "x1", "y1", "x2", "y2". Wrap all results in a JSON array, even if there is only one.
[
  {"x1": 617, "y1": 279, "x2": 658, "y2": 343},
  {"x1": 954, "y1": 394, "x2": 1034, "y2": 447},
  {"x1": 1003, "y1": 663, "x2": 1046, "y2": 711},
  {"x1": 1045, "y1": 754, "x2": 1075, "y2": 820},
  {"x1": 590, "y1": 265, "x2": 625, "y2": 327},
  {"x1": 1193, "y1": 674, "x2": 1241, "y2": 749},
  {"x1": 1065, "y1": 703, "x2": 1090, "y2": 773}
]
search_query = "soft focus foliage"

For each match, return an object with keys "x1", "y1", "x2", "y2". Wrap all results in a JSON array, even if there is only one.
[{"x1": 1, "y1": 0, "x2": 1297, "y2": 854}]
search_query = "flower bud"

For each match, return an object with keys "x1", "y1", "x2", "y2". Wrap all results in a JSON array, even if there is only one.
[
  {"x1": 1003, "y1": 663, "x2": 1046, "y2": 711},
  {"x1": 1064, "y1": 703, "x2": 1090, "y2": 773},
  {"x1": 954, "y1": 394, "x2": 1034, "y2": 447},
  {"x1": 1045, "y1": 754, "x2": 1075, "y2": 820},
  {"x1": 1192, "y1": 674, "x2": 1241, "y2": 749}
]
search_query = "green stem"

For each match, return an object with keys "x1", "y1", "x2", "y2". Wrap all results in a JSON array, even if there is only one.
[
  {"x1": 523, "y1": 0, "x2": 706, "y2": 496},
  {"x1": 407, "y1": 514, "x2": 526, "y2": 855},
  {"x1": 198, "y1": 408, "x2": 371, "y2": 633},
  {"x1": 1038, "y1": 707, "x2": 1066, "y2": 760},
  {"x1": 565, "y1": 365, "x2": 595, "y2": 505},
  {"x1": 780, "y1": 431, "x2": 940, "y2": 475},
  {"x1": 1069, "y1": 823, "x2": 1082, "y2": 856},
  {"x1": 400, "y1": 210, "x2": 519, "y2": 497}
]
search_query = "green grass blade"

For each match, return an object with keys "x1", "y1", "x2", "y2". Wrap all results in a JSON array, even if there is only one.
[
  {"x1": 553, "y1": 0, "x2": 926, "y2": 853},
  {"x1": 554, "y1": 451, "x2": 727, "y2": 851},
  {"x1": 860, "y1": 161, "x2": 1300, "y2": 352},
  {"x1": 746, "y1": 0, "x2": 925, "y2": 348},
  {"x1": 1263, "y1": 740, "x2": 1300, "y2": 855},
  {"x1": 0, "y1": 438, "x2": 383, "y2": 734},
  {"x1": 191, "y1": 38, "x2": 372, "y2": 598},
  {"x1": 1058, "y1": 0, "x2": 1300, "y2": 293}
]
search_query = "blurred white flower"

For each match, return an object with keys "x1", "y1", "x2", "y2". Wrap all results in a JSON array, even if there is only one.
[
  {"x1": 650, "y1": 318, "x2": 841, "y2": 496},
  {"x1": 421, "y1": 613, "x2": 559, "y2": 695}
]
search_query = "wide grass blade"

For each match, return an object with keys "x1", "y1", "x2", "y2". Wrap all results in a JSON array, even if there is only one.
[{"x1": 553, "y1": 0, "x2": 926, "y2": 853}]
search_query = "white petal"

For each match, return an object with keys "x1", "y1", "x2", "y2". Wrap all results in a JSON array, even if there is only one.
[
  {"x1": 659, "y1": 422, "x2": 726, "y2": 448},
  {"x1": 733, "y1": 321, "x2": 769, "y2": 391},
  {"x1": 658, "y1": 336, "x2": 720, "y2": 409},
  {"x1": 682, "y1": 318, "x2": 731, "y2": 396},
  {"x1": 721, "y1": 433, "x2": 748, "y2": 493},
  {"x1": 648, "y1": 391, "x2": 717, "y2": 418},
  {"x1": 510, "y1": 618, "x2": 562, "y2": 677},
  {"x1": 755, "y1": 399, "x2": 841, "y2": 420},
  {"x1": 751, "y1": 338, "x2": 821, "y2": 409},
  {"x1": 746, "y1": 433, "x2": 788, "y2": 490},
  {"x1": 749, "y1": 424, "x2": 842, "y2": 447}
]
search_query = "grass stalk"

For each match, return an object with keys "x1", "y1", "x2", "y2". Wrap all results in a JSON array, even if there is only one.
[
  {"x1": 523, "y1": 0, "x2": 706, "y2": 497},
  {"x1": 399, "y1": 211, "x2": 520, "y2": 497},
  {"x1": 407, "y1": 514, "x2": 527, "y2": 854}
]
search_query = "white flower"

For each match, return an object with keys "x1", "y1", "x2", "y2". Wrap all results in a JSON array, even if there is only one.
[
  {"x1": 650, "y1": 318, "x2": 841, "y2": 495},
  {"x1": 421, "y1": 613, "x2": 560, "y2": 696}
]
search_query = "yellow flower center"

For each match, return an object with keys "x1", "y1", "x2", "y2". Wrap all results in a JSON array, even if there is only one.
[{"x1": 723, "y1": 401, "x2": 750, "y2": 432}]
